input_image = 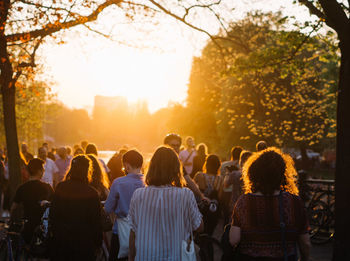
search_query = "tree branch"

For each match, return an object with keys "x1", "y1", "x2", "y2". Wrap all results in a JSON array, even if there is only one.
[
  {"x1": 298, "y1": 0, "x2": 326, "y2": 20},
  {"x1": 318, "y1": 0, "x2": 349, "y2": 33},
  {"x1": 6, "y1": 0, "x2": 123, "y2": 43}
]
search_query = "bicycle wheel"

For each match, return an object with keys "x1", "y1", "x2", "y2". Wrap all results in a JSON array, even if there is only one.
[{"x1": 308, "y1": 200, "x2": 334, "y2": 244}]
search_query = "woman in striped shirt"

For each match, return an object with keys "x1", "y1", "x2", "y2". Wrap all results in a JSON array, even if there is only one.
[{"x1": 128, "y1": 146, "x2": 203, "y2": 261}]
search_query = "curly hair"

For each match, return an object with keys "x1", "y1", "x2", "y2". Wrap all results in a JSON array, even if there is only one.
[
  {"x1": 242, "y1": 147, "x2": 298, "y2": 195},
  {"x1": 145, "y1": 146, "x2": 186, "y2": 187}
]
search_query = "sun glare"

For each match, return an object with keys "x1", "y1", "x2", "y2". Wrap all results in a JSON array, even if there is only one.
[{"x1": 44, "y1": 33, "x2": 195, "y2": 113}]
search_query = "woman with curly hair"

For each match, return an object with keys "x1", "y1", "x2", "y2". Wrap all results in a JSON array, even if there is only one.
[
  {"x1": 87, "y1": 154, "x2": 110, "y2": 201},
  {"x1": 229, "y1": 147, "x2": 310, "y2": 261}
]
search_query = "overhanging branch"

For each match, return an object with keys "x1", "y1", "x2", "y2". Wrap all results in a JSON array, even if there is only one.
[{"x1": 6, "y1": 0, "x2": 123, "y2": 43}]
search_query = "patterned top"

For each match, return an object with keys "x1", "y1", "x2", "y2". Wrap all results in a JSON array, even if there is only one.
[
  {"x1": 232, "y1": 192, "x2": 308, "y2": 258},
  {"x1": 128, "y1": 186, "x2": 202, "y2": 261}
]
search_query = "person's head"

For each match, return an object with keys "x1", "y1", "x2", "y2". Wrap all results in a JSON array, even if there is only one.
[
  {"x1": 256, "y1": 140, "x2": 268, "y2": 152},
  {"x1": 196, "y1": 143, "x2": 208, "y2": 157},
  {"x1": 74, "y1": 147, "x2": 84, "y2": 156},
  {"x1": 73, "y1": 144, "x2": 80, "y2": 151},
  {"x1": 57, "y1": 147, "x2": 67, "y2": 159},
  {"x1": 242, "y1": 147, "x2": 298, "y2": 196},
  {"x1": 65, "y1": 155, "x2": 92, "y2": 184},
  {"x1": 38, "y1": 147, "x2": 48, "y2": 161},
  {"x1": 185, "y1": 136, "x2": 195, "y2": 149},
  {"x1": 164, "y1": 133, "x2": 182, "y2": 154},
  {"x1": 66, "y1": 146, "x2": 72, "y2": 156},
  {"x1": 27, "y1": 158, "x2": 45, "y2": 178},
  {"x1": 239, "y1": 150, "x2": 253, "y2": 169},
  {"x1": 204, "y1": 154, "x2": 221, "y2": 176},
  {"x1": 21, "y1": 143, "x2": 28, "y2": 153},
  {"x1": 81, "y1": 140, "x2": 88, "y2": 150},
  {"x1": 87, "y1": 154, "x2": 109, "y2": 188},
  {"x1": 85, "y1": 143, "x2": 98, "y2": 156},
  {"x1": 231, "y1": 146, "x2": 243, "y2": 161},
  {"x1": 146, "y1": 146, "x2": 185, "y2": 187},
  {"x1": 122, "y1": 150, "x2": 143, "y2": 174},
  {"x1": 42, "y1": 142, "x2": 49, "y2": 150}
]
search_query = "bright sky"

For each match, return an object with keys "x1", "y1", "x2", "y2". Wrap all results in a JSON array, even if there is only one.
[{"x1": 40, "y1": 1, "x2": 313, "y2": 113}]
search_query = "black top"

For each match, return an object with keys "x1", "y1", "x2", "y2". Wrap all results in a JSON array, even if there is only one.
[
  {"x1": 13, "y1": 180, "x2": 54, "y2": 243},
  {"x1": 50, "y1": 180, "x2": 102, "y2": 250}
]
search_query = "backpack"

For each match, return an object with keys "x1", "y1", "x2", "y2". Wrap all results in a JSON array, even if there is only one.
[{"x1": 30, "y1": 203, "x2": 51, "y2": 257}]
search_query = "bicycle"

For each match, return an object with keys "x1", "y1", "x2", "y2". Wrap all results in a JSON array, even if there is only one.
[
  {"x1": 306, "y1": 179, "x2": 335, "y2": 245},
  {"x1": 0, "y1": 218, "x2": 33, "y2": 261}
]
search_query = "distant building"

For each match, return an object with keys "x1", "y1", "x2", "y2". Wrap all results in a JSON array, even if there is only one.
[{"x1": 94, "y1": 95, "x2": 128, "y2": 112}]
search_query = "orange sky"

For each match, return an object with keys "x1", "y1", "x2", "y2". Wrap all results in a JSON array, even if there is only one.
[{"x1": 39, "y1": 1, "x2": 313, "y2": 113}]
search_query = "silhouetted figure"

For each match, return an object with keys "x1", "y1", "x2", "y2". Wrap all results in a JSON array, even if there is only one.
[
  {"x1": 107, "y1": 149, "x2": 127, "y2": 183},
  {"x1": 190, "y1": 143, "x2": 208, "y2": 179},
  {"x1": 11, "y1": 158, "x2": 54, "y2": 244},
  {"x1": 50, "y1": 155, "x2": 102, "y2": 261}
]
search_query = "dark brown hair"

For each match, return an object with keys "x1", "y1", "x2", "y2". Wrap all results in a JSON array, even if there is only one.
[
  {"x1": 242, "y1": 147, "x2": 298, "y2": 195},
  {"x1": 122, "y1": 150, "x2": 143, "y2": 169},
  {"x1": 145, "y1": 146, "x2": 185, "y2": 187},
  {"x1": 231, "y1": 146, "x2": 243, "y2": 161},
  {"x1": 204, "y1": 154, "x2": 221, "y2": 175},
  {"x1": 65, "y1": 155, "x2": 92, "y2": 184}
]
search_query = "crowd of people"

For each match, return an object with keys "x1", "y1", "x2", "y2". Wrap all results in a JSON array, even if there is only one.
[{"x1": 0, "y1": 134, "x2": 311, "y2": 261}]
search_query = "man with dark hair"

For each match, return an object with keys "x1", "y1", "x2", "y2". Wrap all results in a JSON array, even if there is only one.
[
  {"x1": 164, "y1": 133, "x2": 182, "y2": 154},
  {"x1": 164, "y1": 133, "x2": 208, "y2": 203},
  {"x1": 11, "y1": 158, "x2": 54, "y2": 244},
  {"x1": 256, "y1": 140, "x2": 268, "y2": 151},
  {"x1": 104, "y1": 150, "x2": 145, "y2": 261}
]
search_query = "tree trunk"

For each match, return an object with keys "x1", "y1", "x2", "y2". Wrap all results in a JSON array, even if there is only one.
[
  {"x1": 333, "y1": 33, "x2": 350, "y2": 260},
  {"x1": 0, "y1": 0, "x2": 22, "y2": 202}
]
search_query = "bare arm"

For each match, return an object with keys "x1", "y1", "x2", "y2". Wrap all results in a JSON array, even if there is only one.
[
  {"x1": 298, "y1": 233, "x2": 311, "y2": 261},
  {"x1": 129, "y1": 229, "x2": 136, "y2": 261},
  {"x1": 184, "y1": 174, "x2": 206, "y2": 201},
  {"x1": 195, "y1": 219, "x2": 204, "y2": 233}
]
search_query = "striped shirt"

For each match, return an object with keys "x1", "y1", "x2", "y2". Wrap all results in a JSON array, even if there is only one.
[{"x1": 128, "y1": 186, "x2": 202, "y2": 261}]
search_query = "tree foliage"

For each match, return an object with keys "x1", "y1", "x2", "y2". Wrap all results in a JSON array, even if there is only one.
[{"x1": 185, "y1": 12, "x2": 338, "y2": 153}]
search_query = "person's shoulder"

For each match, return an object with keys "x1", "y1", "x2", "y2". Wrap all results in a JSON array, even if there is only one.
[
  {"x1": 285, "y1": 192, "x2": 304, "y2": 203},
  {"x1": 131, "y1": 186, "x2": 146, "y2": 198}
]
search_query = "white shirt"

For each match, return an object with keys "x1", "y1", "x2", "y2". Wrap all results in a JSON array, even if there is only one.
[
  {"x1": 179, "y1": 149, "x2": 197, "y2": 175},
  {"x1": 41, "y1": 158, "x2": 58, "y2": 187},
  {"x1": 128, "y1": 186, "x2": 202, "y2": 261}
]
